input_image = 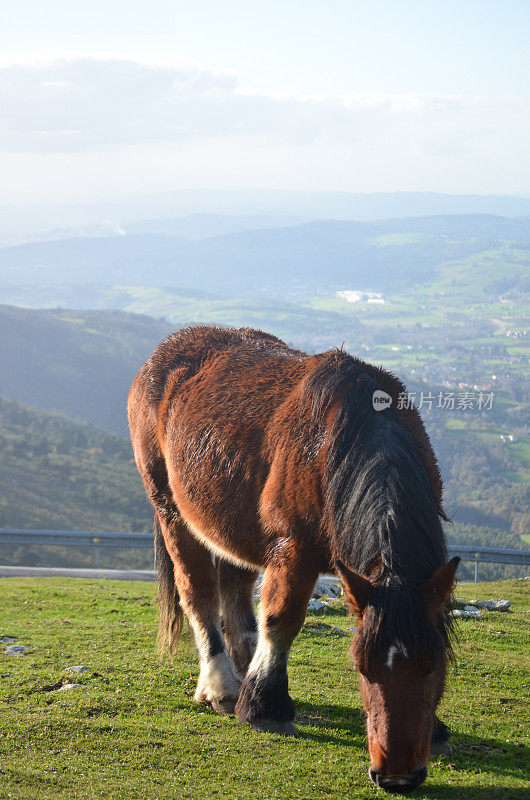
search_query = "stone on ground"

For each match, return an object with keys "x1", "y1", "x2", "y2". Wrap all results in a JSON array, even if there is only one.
[
  {"x1": 470, "y1": 599, "x2": 511, "y2": 612},
  {"x1": 312, "y1": 578, "x2": 341, "y2": 600},
  {"x1": 3, "y1": 644, "x2": 28, "y2": 655},
  {"x1": 54, "y1": 683, "x2": 83, "y2": 692}
]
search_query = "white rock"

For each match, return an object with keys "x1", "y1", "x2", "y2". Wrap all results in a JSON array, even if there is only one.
[
  {"x1": 54, "y1": 683, "x2": 83, "y2": 692},
  {"x1": 451, "y1": 608, "x2": 482, "y2": 619},
  {"x1": 470, "y1": 599, "x2": 511, "y2": 612},
  {"x1": 66, "y1": 665, "x2": 89, "y2": 673},
  {"x1": 1, "y1": 636, "x2": 17, "y2": 643},
  {"x1": 307, "y1": 598, "x2": 326, "y2": 612},
  {"x1": 3, "y1": 644, "x2": 28, "y2": 655},
  {"x1": 312, "y1": 578, "x2": 341, "y2": 600}
]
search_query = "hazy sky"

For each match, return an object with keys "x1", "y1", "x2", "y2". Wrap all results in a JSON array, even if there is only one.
[{"x1": 1, "y1": 0, "x2": 529, "y2": 208}]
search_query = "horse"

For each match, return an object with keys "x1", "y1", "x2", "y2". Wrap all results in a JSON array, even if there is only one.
[{"x1": 128, "y1": 325, "x2": 458, "y2": 792}]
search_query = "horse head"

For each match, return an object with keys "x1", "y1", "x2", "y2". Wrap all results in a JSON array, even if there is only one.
[{"x1": 336, "y1": 557, "x2": 459, "y2": 792}]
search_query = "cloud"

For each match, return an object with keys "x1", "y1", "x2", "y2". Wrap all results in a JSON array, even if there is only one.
[
  {"x1": 0, "y1": 51, "x2": 528, "y2": 201},
  {"x1": 0, "y1": 50, "x2": 489, "y2": 153}
]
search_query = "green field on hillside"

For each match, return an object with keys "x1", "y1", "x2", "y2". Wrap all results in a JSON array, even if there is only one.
[
  {"x1": 1, "y1": 578, "x2": 528, "y2": 800},
  {"x1": 0, "y1": 396, "x2": 151, "y2": 536}
]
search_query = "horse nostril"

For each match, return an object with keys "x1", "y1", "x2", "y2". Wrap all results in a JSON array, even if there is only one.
[
  {"x1": 368, "y1": 767, "x2": 382, "y2": 787},
  {"x1": 370, "y1": 766, "x2": 428, "y2": 793}
]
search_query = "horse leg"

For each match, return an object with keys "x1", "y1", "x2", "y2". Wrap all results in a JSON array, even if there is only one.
[
  {"x1": 235, "y1": 547, "x2": 318, "y2": 736},
  {"x1": 157, "y1": 512, "x2": 242, "y2": 714},
  {"x1": 217, "y1": 559, "x2": 259, "y2": 675}
]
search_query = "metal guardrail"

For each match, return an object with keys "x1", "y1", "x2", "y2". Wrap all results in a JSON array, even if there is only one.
[
  {"x1": 446, "y1": 544, "x2": 530, "y2": 582},
  {"x1": 1, "y1": 529, "x2": 529, "y2": 582},
  {"x1": 0, "y1": 529, "x2": 152, "y2": 569}
]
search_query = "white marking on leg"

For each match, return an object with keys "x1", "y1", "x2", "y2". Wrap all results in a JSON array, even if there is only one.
[
  {"x1": 189, "y1": 619, "x2": 241, "y2": 703},
  {"x1": 386, "y1": 640, "x2": 408, "y2": 669},
  {"x1": 246, "y1": 634, "x2": 275, "y2": 680},
  {"x1": 194, "y1": 651, "x2": 242, "y2": 704},
  {"x1": 246, "y1": 615, "x2": 287, "y2": 681}
]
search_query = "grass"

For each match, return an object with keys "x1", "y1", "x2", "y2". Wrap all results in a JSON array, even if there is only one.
[{"x1": 0, "y1": 578, "x2": 528, "y2": 800}]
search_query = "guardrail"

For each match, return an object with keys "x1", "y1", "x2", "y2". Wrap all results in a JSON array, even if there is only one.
[
  {"x1": 0, "y1": 529, "x2": 152, "y2": 569},
  {"x1": 1, "y1": 529, "x2": 529, "y2": 582},
  {"x1": 446, "y1": 544, "x2": 530, "y2": 582}
]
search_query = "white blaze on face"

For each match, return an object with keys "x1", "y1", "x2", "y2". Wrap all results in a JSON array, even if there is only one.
[{"x1": 386, "y1": 640, "x2": 408, "y2": 669}]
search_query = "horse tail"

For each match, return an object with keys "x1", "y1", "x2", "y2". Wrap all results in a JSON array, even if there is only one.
[{"x1": 154, "y1": 514, "x2": 183, "y2": 657}]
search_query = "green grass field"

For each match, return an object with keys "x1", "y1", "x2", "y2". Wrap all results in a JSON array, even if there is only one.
[{"x1": 1, "y1": 578, "x2": 528, "y2": 800}]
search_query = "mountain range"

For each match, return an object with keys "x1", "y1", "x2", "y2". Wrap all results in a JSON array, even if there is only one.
[{"x1": 1, "y1": 214, "x2": 529, "y2": 301}]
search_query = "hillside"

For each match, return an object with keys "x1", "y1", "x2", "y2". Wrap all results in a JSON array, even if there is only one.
[
  {"x1": 0, "y1": 396, "x2": 152, "y2": 538},
  {"x1": 0, "y1": 306, "x2": 172, "y2": 436},
  {"x1": 0, "y1": 577, "x2": 528, "y2": 800}
]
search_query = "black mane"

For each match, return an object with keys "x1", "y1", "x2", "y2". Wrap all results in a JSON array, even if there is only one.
[{"x1": 305, "y1": 352, "x2": 454, "y2": 666}]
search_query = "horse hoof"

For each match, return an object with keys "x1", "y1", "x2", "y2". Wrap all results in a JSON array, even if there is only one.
[
  {"x1": 430, "y1": 740, "x2": 452, "y2": 758},
  {"x1": 210, "y1": 697, "x2": 237, "y2": 715},
  {"x1": 249, "y1": 719, "x2": 299, "y2": 737}
]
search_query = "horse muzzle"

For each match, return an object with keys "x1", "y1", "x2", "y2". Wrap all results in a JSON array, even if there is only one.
[{"x1": 369, "y1": 766, "x2": 427, "y2": 792}]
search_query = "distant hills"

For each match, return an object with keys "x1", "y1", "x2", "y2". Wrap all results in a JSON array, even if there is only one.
[
  {"x1": 123, "y1": 213, "x2": 310, "y2": 240},
  {"x1": 2, "y1": 191, "x2": 530, "y2": 242},
  {"x1": 1, "y1": 214, "x2": 529, "y2": 300},
  {"x1": 0, "y1": 214, "x2": 309, "y2": 249}
]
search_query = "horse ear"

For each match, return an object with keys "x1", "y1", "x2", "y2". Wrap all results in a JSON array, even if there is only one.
[
  {"x1": 423, "y1": 557, "x2": 460, "y2": 616},
  {"x1": 335, "y1": 560, "x2": 373, "y2": 619}
]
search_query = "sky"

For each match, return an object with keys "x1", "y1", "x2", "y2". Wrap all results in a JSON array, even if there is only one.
[{"x1": 1, "y1": 0, "x2": 529, "y2": 212}]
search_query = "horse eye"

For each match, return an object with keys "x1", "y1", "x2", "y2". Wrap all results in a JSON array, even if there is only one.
[{"x1": 421, "y1": 663, "x2": 437, "y2": 677}]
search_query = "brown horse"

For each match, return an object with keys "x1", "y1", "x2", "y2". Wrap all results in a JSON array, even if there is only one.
[{"x1": 128, "y1": 325, "x2": 458, "y2": 792}]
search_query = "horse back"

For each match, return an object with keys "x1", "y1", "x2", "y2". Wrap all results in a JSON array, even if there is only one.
[
  {"x1": 129, "y1": 326, "x2": 328, "y2": 566},
  {"x1": 128, "y1": 326, "x2": 443, "y2": 568}
]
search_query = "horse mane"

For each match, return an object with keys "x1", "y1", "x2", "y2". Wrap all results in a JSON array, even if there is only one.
[{"x1": 304, "y1": 351, "x2": 454, "y2": 668}]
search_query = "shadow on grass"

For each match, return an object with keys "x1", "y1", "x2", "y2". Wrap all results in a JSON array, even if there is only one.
[
  {"x1": 295, "y1": 699, "x2": 365, "y2": 745},
  {"x1": 419, "y1": 787, "x2": 530, "y2": 800},
  {"x1": 448, "y1": 731, "x2": 529, "y2": 783},
  {"x1": 295, "y1": 700, "x2": 529, "y2": 785}
]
